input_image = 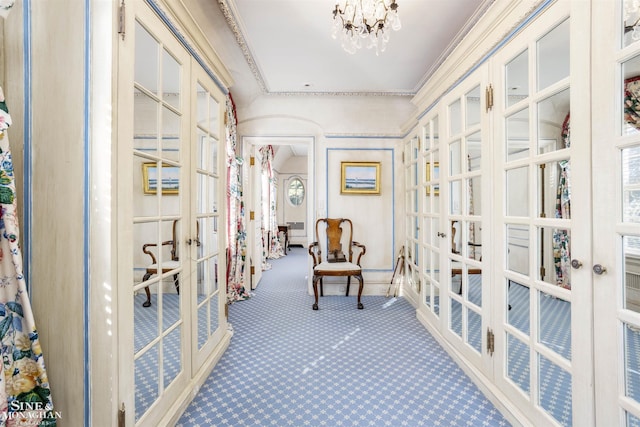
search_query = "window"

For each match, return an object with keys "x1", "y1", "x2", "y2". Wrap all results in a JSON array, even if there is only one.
[{"x1": 288, "y1": 177, "x2": 305, "y2": 206}]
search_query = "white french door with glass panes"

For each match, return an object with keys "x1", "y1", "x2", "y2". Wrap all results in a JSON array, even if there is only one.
[
  {"x1": 491, "y1": 2, "x2": 593, "y2": 426},
  {"x1": 405, "y1": 135, "x2": 421, "y2": 296},
  {"x1": 117, "y1": 2, "x2": 227, "y2": 425},
  {"x1": 592, "y1": 0, "x2": 640, "y2": 425},
  {"x1": 413, "y1": 2, "x2": 595, "y2": 425},
  {"x1": 439, "y1": 64, "x2": 492, "y2": 375}
]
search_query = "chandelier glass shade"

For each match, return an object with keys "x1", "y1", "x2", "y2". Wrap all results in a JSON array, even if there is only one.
[{"x1": 332, "y1": 0, "x2": 401, "y2": 55}]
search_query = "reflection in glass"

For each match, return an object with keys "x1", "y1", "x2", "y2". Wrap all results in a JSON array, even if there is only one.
[
  {"x1": 425, "y1": 277, "x2": 432, "y2": 309},
  {"x1": 197, "y1": 303, "x2": 208, "y2": 350},
  {"x1": 134, "y1": 89, "x2": 159, "y2": 156},
  {"x1": 450, "y1": 180, "x2": 462, "y2": 215},
  {"x1": 162, "y1": 48, "x2": 181, "y2": 109},
  {"x1": 197, "y1": 83, "x2": 208, "y2": 127},
  {"x1": 539, "y1": 160, "x2": 571, "y2": 219},
  {"x1": 162, "y1": 106, "x2": 181, "y2": 162},
  {"x1": 467, "y1": 221, "x2": 482, "y2": 262},
  {"x1": 432, "y1": 115, "x2": 439, "y2": 149},
  {"x1": 209, "y1": 95, "x2": 219, "y2": 137},
  {"x1": 450, "y1": 140, "x2": 462, "y2": 175},
  {"x1": 625, "y1": 323, "x2": 640, "y2": 404},
  {"x1": 537, "y1": 89, "x2": 570, "y2": 155},
  {"x1": 506, "y1": 167, "x2": 529, "y2": 216},
  {"x1": 507, "y1": 225, "x2": 529, "y2": 276},
  {"x1": 467, "y1": 308, "x2": 482, "y2": 353},
  {"x1": 624, "y1": 236, "x2": 640, "y2": 313},
  {"x1": 506, "y1": 108, "x2": 529, "y2": 161},
  {"x1": 539, "y1": 291, "x2": 571, "y2": 360},
  {"x1": 162, "y1": 272, "x2": 181, "y2": 332},
  {"x1": 163, "y1": 327, "x2": 181, "y2": 388},
  {"x1": 466, "y1": 131, "x2": 481, "y2": 172},
  {"x1": 450, "y1": 299, "x2": 462, "y2": 337},
  {"x1": 433, "y1": 285, "x2": 440, "y2": 316},
  {"x1": 465, "y1": 86, "x2": 481, "y2": 128},
  {"x1": 537, "y1": 19, "x2": 570, "y2": 91},
  {"x1": 538, "y1": 226, "x2": 571, "y2": 289},
  {"x1": 135, "y1": 345, "x2": 159, "y2": 421},
  {"x1": 624, "y1": 1, "x2": 640, "y2": 48},
  {"x1": 468, "y1": 177, "x2": 481, "y2": 216},
  {"x1": 135, "y1": 21, "x2": 158, "y2": 93},
  {"x1": 210, "y1": 294, "x2": 220, "y2": 337},
  {"x1": 506, "y1": 49, "x2": 528, "y2": 108},
  {"x1": 468, "y1": 270, "x2": 482, "y2": 307},
  {"x1": 623, "y1": 55, "x2": 640, "y2": 135},
  {"x1": 508, "y1": 281, "x2": 530, "y2": 335},
  {"x1": 539, "y1": 354, "x2": 572, "y2": 426},
  {"x1": 507, "y1": 333, "x2": 530, "y2": 394},
  {"x1": 626, "y1": 411, "x2": 640, "y2": 426},
  {"x1": 623, "y1": 146, "x2": 640, "y2": 223},
  {"x1": 450, "y1": 99, "x2": 462, "y2": 136}
]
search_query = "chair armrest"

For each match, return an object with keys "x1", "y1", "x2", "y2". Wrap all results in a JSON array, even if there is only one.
[
  {"x1": 142, "y1": 243, "x2": 159, "y2": 264},
  {"x1": 352, "y1": 241, "x2": 366, "y2": 266},
  {"x1": 308, "y1": 242, "x2": 320, "y2": 266}
]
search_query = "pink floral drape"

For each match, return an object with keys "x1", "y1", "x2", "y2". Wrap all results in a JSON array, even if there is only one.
[{"x1": 225, "y1": 94, "x2": 250, "y2": 303}]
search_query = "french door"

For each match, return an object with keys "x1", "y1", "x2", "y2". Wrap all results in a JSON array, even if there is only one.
[
  {"x1": 592, "y1": 0, "x2": 640, "y2": 425},
  {"x1": 439, "y1": 65, "x2": 492, "y2": 375},
  {"x1": 118, "y1": 2, "x2": 227, "y2": 425}
]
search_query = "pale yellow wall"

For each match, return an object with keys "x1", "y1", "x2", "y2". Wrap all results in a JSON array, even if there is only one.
[{"x1": 30, "y1": 1, "x2": 86, "y2": 424}]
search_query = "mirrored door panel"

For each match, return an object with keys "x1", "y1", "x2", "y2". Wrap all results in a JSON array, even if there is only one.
[
  {"x1": 193, "y1": 75, "x2": 225, "y2": 369},
  {"x1": 423, "y1": 116, "x2": 441, "y2": 316},
  {"x1": 440, "y1": 65, "x2": 490, "y2": 372},
  {"x1": 130, "y1": 11, "x2": 189, "y2": 424},
  {"x1": 495, "y1": 6, "x2": 574, "y2": 425}
]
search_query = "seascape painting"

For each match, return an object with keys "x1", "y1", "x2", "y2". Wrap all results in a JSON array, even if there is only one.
[{"x1": 341, "y1": 162, "x2": 381, "y2": 195}]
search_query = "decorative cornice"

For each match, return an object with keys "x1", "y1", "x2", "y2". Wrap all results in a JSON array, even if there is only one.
[
  {"x1": 217, "y1": 0, "x2": 267, "y2": 93},
  {"x1": 216, "y1": 0, "x2": 485, "y2": 98},
  {"x1": 265, "y1": 91, "x2": 414, "y2": 97}
]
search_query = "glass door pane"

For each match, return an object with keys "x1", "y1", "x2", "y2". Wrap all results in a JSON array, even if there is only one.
[
  {"x1": 131, "y1": 13, "x2": 188, "y2": 424},
  {"x1": 495, "y1": 9, "x2": 575, "y2": 425},
  {"x1": 441, "y1": 66, "x2": 489, "y2": 373}
]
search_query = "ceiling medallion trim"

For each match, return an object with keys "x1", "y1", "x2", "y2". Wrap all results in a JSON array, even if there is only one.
[{"x1": 217, "y1": 0, "x2": 268, "y2": 93}]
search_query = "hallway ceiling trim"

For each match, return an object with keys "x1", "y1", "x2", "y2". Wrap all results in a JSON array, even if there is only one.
[{"x1": 216, "y1": 0, "x2": 495, "y2": 97}]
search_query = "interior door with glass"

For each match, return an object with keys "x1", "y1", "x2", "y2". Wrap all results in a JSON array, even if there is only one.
[
  {"x1": 191, "y1": 66, "x2": 226, "y2": 372},
  {"x1": 405, "y1": 135, "x2": 421, "y2": 296},
  {"x1": 126, "y1": 4, "x2": 191, "y2": 425},
  {"x1": 492, "y1": 3, "x2": 593, "y2": 424},
  {"x1": 592, "y1": 1, "x2": 640, "y2": 424},
  {"x1": 440, "y1": 65, "x2": 491, "y2": 374},
  {"x1": 422, "y1": 115, "x2": 442, "y2": 320}
]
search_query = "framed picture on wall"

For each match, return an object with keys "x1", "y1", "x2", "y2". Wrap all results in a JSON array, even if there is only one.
[
  {"x1": 341, "y1": 161, "x2": 381, "y2": 195},
  {"x1": 142, "y1": 162, "x2": 179, "y2": 195},
  {"x1": 426, "y1": 162, "x2": 439, "y2": 196}
]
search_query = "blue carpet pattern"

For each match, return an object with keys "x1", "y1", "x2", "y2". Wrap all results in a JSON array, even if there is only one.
[{"x1": 177, "y1": 247, "x2": 509, "y2": 426}]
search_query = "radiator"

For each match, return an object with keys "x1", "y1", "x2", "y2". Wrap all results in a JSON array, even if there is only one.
[
  {"x1": 286, "y1": 221, "x2": 305, "y2": 230},
  {"x1": 627, "y1": 271, "x2": 640, "y2": 290}
]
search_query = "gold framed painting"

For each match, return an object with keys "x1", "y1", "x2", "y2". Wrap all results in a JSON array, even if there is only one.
[
  {"x1": 426, "y1": 161, "x2": 439, "y2": 196},
  {"x1": 341, "y1": 161, "x2": 381, "y2": 195},
  {"x1": 142, "y1": 162, "x2": 180, "y2": 195}
]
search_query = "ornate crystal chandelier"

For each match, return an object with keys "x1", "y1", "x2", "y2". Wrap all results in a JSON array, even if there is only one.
[{"x1": 332, "y1": 0, "x2": 401, "y2": 55}]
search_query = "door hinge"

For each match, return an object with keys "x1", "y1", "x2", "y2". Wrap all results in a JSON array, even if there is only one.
[
  {"x1": 118, "y1": 1, "x2": 126, "y2": 41},
  {"x1": 540, "y1": 266, "x2": 546, "y2": 279},
  {"x1": 402, "y1": 152, "x2": 405, "y2": 164},
  {"x1": 118, "y1": 403, "x2": 125, "y2": 427},
  {"x1": 417, "y1": 137, "x2": 421, "y2": 151},
  {"x1": 250, "y1": 265, "x2": 255, "y2": 275},
  {"x1": 249, "y1": 211, "x2": 255, "y2": 220},
  {"x1": 250, "y1": 156, "x2": 255, "y2": 166},
  {"x1": 486, "y1": 328, "x2": 495, "y2": 356},
  {"x1": 485, "y1": 84, "x2": 494, "y2": 112}
]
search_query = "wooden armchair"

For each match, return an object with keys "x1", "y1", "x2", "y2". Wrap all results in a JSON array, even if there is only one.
[
  {"x1": 308, "y1": 218, "x2": 366, "y2": 310},
  {"x1": 140, "y1": 220, "x2": 180, "y2": 307}
]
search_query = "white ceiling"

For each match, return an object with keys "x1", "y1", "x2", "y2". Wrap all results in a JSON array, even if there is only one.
[{"x1": 187, "y1": 0, "x2": 493, "y2": 100}]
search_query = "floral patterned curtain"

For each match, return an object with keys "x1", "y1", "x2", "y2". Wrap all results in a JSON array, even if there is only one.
[
  {"x1": 0, "y1": 88, "x2": 56, "y2": 425},
  {"x1": 259, "y1": 146, "x2": 284, "y2": 261},
  {"x1": 553, "y1": 113, "x2": 571, "y2": 289},
  {"x1": 225, "y1": 94, "x2": 250, "y2": 303}
]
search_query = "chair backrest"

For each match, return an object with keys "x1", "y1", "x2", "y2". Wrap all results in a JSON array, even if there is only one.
[{"x1": 314, "y1": 218, "x2": 354, "y2": 263}]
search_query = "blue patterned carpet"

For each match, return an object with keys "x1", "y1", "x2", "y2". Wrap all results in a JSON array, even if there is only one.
[{"x1": 177, "y1": 247, "x2": 510, "y2": 426}]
